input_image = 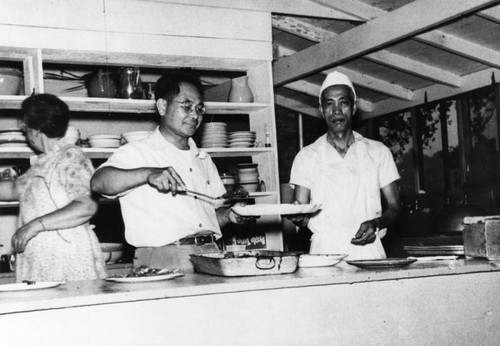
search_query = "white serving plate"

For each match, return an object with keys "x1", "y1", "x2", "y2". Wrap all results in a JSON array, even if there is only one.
[
  {"x1": 298, "y1": 254, "x2": 348, "y2": 268},
  {"x1": 105, "y1": 272, "x2": 184, "y2": 283},
  {"x1": 232, "y1": 203, "x2": 322, "y2": 216},
  {"x1": 0, "y1": 281, "x2": 64, "y2": 292}
]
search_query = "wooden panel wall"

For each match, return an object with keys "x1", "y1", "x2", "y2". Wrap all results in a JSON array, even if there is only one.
[{"x1": 0, "y1": 0, "x2": 272, "y2": 68}]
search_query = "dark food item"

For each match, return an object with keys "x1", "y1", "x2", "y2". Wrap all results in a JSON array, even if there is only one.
[
  {"x1": 222, "y1": 186, "x2": 250, "y2": 200},
  {"x1": 126, "y1": 265, "x2": 177, "y2": 277}
]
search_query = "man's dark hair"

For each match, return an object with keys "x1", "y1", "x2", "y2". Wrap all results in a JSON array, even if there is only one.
[
  {"x1": 155, "y1": 70, "x2": 204, "y2": 102},
  {"x1": 22, "y1": 93, "x2": 69, "y2": 138}
]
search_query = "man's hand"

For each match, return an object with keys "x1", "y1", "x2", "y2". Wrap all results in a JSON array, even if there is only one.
[
  {"x1": 146, "y1": 167, "x2": 186, "y2": 195},
  {"x1": 351, "y1": 220, "x2": 378, "y2": 246},
  {"x1": 227, "y1": 202, "x2": 259, "y2": 225},
  {"x1": 286, "y1": 200, "x2": 310, "y2": 227}
]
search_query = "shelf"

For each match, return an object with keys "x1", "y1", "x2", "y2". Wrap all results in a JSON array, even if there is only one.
[
  {"x1": 0, "y1": 96, "x2": 269, "y2": 114},
  {"x1": 0, "y1": 147, "x2": 274, "y2": 159},
  {"x1": 204, "y1": 147, "x2": 274, "y2": 157}
]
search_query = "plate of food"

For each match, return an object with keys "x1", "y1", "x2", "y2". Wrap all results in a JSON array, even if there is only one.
[
  {"x1": 346, "y1": 258, "x2": 417, "y2": 269},
  {"x1": 0, "y1": 281, "x2": 64, "y2": 292},
  {"x1": 231, "y1": 203, "x2": 322, "y2": 216},
  {"x1": 105, "y1": 265, "x2": 184, "y2": 283},
  {"x1": 298, "y1": 254, "x2": 348, "y2": 268}
]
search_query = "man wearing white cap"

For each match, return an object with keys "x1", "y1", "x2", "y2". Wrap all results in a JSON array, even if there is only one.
[{"x1": 289, "y1": 71, "x2": 400, "y2": 260}]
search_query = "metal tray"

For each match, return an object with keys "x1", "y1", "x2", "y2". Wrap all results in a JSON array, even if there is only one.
[{"x1": 190, "y1": 250, "x2": 301, "y2": 277}]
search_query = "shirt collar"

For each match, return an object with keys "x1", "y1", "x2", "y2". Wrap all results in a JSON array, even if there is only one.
[{"x1": 151, "y1": 126, "x2": 207, "y2": 159}]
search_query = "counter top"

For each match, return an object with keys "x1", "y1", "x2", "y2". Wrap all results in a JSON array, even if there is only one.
[{"x1": 1, "y1": 258, "x2": 499, "y2": 315}]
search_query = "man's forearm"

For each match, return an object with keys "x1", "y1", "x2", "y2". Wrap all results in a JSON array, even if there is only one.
[{"x1": 91, "y1": 166, "x2": 154, "y2": 196}]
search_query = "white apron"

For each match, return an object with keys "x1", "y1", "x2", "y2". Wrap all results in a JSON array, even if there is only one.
[{"x1": 308, "y1": 140, "x2": 387, "y2": 260}]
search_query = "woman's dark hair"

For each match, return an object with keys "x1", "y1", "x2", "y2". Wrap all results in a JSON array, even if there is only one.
[
  {"x1": 22, "y1": 94, "x2": 69, "y2": 138},
  {"x1": 154, "y1": 70, "x2": 204, "y2": 102}
]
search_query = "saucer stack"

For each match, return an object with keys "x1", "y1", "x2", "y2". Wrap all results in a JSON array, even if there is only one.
[
  {"x1": 227, "y1": 131, "x2": 256, "y2": 148},
  {"x1": 200, "y1": 122, "x2": 228, "y2": 148},
  {"x1": 0, "y1": 128, "x2": 28, "y2": 148}
]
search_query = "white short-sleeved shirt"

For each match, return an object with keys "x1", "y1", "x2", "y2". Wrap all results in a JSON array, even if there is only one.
[
  {"x1": 98, "y1": 127, "x2": 226, "y2": 247},
  {"x1": 289, "y1": 132, "x2": 400, "y2": 260}
]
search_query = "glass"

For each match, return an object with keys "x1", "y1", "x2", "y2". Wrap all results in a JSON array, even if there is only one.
[{"x1": 173, "y1": 100, "x2": 206, "y2": 115}]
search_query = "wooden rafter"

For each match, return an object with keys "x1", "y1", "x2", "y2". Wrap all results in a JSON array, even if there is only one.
[
  {"x1": 277, "y1": 45, "x2": 413, "y2": 101},
  {"x1": 273, "y1": 0, "x2": 499, "y2": 87},
  {"x1": 477, "y1": 5, "x2": 500, "y2": 23},
  {"x1": 152, "y1": 0, "x2": 359, "y2": 20},
  {"x1": 274, "y1": 94, "x2": 321, "y2": 118},
  {"x1": 371, "y1": 68, "x2": 500, "y2": 118},
  {"x1": 272, "y1": 15, "x2": 462, "y2": 87}
]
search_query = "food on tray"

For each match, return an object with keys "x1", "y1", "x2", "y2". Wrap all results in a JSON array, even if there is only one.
[{"x1": 109, "y1": 265, "x2": 180, "y2": 278}]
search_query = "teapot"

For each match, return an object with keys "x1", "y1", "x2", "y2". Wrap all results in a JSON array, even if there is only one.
[{"x1": 118, "y1": 67, "x2": 143, "y2": 99}]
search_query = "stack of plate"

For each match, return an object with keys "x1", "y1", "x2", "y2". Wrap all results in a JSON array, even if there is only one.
[
  {"x1": 227, "y1": 131, "x2": 256, "y2": 148},
  {"x1": 88, "y1": 134, "x2": 121, "y2": 148},
  {"x1": 0, "y1": 128, "x2": 28, "y2": 148},
  {"x1": 200, "y1": 122, "x2": 228, "y2": 148}
]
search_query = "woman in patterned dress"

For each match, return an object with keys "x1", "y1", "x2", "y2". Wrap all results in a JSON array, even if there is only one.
[{"x1": 0, "y1": 94, "x2": 106, "y2": 282}]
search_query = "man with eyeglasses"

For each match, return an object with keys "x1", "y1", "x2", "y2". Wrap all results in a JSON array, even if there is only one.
[
  {"x1": 288, "y1": 71, "x2": 401, "y2": 260},
  {"x1": 91, "y1": 70, "x2": 249, "y2": 272}
]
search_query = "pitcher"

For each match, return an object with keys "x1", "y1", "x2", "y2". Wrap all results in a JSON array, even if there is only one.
[{"x1": 118, "y1": 67, "x2": 144, "y2": 99}]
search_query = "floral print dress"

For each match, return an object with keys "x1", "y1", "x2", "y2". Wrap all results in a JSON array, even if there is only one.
[{"x1": 15, "y1": 142, "x2": 106, "y2": 282}]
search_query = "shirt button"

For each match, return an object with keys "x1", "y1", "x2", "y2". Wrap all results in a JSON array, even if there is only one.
[
  {"x1": 190, "y1": 168, "x2": 193, "y2": 172},
  {"x1": 206, "y1": 180, "x2": 210, "y2": 185},
  {"x1": 199, "y1": 223, "x2": 203, "y2": 228}
]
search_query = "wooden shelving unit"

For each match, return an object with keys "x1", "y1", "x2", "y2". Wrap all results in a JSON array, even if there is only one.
[{"x1": 0, "y1": 0, "x2": 282, "y2": 250}]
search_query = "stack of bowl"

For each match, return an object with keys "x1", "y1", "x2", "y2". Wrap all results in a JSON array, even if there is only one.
[
  {"x1": 88, "y1": 134, "x2": 121, "y2": 148},
  {"x1": 199, "y1": 122, "x2": 227, "y2": 148},
  {"x1": 237, "y1": 163, "x2": 259, "y2": 192},
  {"x1": 227, "y1": 131, "x2": 256, "y2": 148},
  {"x1": 0, "y1": 128, "x2": 27, "y2": 148},
  {"x1": 220, "y1": 173, "x2": 236, "y2": 194}
]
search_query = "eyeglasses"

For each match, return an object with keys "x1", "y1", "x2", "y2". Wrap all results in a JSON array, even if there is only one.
[{"x1": 173, "y1": 101, "x2": 206, "y2": 116}]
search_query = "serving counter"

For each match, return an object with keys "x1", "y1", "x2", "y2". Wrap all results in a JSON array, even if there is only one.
[{"x1": 1, "y1": 259, "x2": 500, "y2": 346}]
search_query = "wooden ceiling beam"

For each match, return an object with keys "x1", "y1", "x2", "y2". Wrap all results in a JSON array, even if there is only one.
[
  {"x1": 274, "y1": 94, "x2": 321, "y2": 118},
  {"x1": 284, "y1": 79, "x2": 375, "y2": 114},
  {"x1": 370, "y1": 68, "x2": 500, "y2": 118},
  {"x1": 153, "y1": 0, "x2": 359, "y2": 20},
  {"x1": 477, "y1": 5, "x2": 500, "y2": 23},
  {"x1": 273, "y1": 0, "x2": 498, "y2": 87},
  {"x1": 277, "y1": 45, "x2": 413, "y2": 100},
  {"x1": 307, "y1": 0, "x2": 500, "y2": 69},
  {"x1": 272, "y1": 16, "x2": 461, "y2": 87},
  {"x1": 417, "y1": 31, "x2": 500, "y2": 68}
]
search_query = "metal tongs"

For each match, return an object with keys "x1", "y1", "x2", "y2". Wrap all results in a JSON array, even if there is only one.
[{"x1": 181, "y1": 189, "x2": 225, "y2": 201}]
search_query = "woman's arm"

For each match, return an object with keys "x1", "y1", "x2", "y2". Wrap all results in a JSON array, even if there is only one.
[
  {"x1": 11, "y1": 193, "x2": 99, "y2": 253},
  {"x1": 0, "y1": 180, "x2": 19, "y2": 201}
]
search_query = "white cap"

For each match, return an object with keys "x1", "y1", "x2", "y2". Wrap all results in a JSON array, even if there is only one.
[{"x1": 319, "y1": 71, "x2": 356, "y2": 105}]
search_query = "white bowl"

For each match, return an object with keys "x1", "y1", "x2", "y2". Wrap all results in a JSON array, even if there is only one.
[
  {"x1": 100, "y1": 242, "x2": 124, "y2": 264},
  {"x1": 89, "y1": 138, "x2": 121, "y2": 148},
  {"x1": 122, "y1": 131, "x2": 151, "y2": 143},
  {"x1": 88, "y1": 134, "x2": 120, "y2": 141}
]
